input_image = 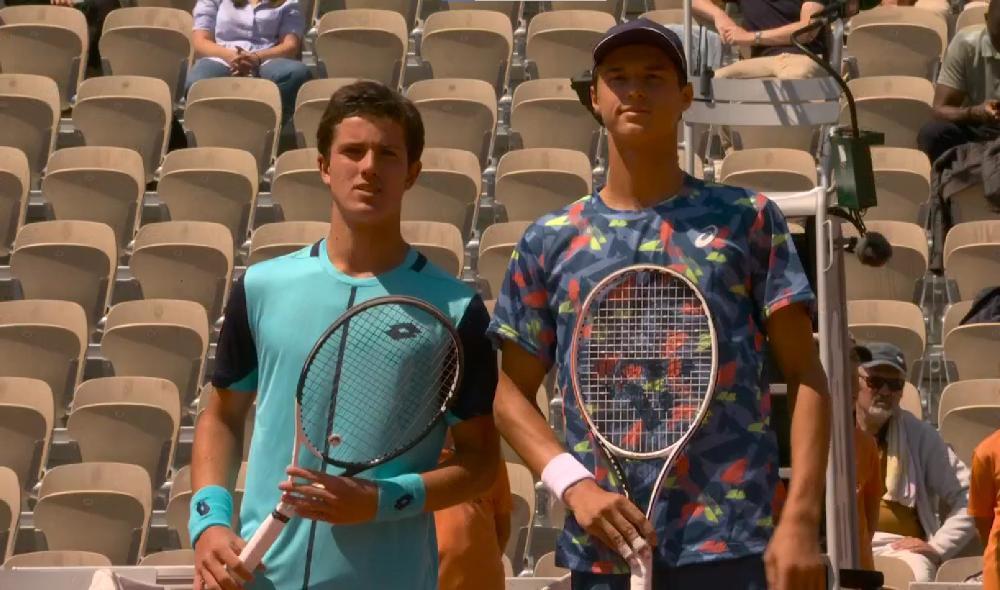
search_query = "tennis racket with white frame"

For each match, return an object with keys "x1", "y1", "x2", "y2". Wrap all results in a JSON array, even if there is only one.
[
  {"x1": 569, "y1": 264, "x2": 719, "y2": 590},
  {"x1": 238, "y1": 295, "x2": 464, "y2": 570}
]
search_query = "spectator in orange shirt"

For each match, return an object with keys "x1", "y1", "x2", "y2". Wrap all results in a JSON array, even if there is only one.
[
  {"x1": 852, "y1": 343, "x2": 885, "y2": 571},
  {"x1": 435, "y1": 441, "x2": 513, "y2": 590},
  {"x1": 970, "y1": 429, "x2": 1000, "y2": 590}
]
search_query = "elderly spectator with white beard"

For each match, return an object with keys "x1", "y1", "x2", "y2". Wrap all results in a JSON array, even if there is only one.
[{"x1": 855, "y1": 342, "x2": 977, "y2": 582}]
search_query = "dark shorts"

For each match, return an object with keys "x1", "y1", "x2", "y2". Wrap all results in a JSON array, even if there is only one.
[{"x1": 570, "y1": 555, "x2": 768, "y2": 590}]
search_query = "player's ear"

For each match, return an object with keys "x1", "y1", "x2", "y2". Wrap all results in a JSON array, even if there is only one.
[
  {"x1": 317, "y1": 153, "x2": 332, "y2": 187},
  {"x1": 404, "y1": 160, "x2": 422, "y2": 190},
  {"x1": 680, "y1": 81, "x2": 694, "y2": 113}
]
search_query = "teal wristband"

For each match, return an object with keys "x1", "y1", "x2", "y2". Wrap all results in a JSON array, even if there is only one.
[
  {"x1": 189, "y1": 485, "x2": 233, "y2": 546},
  {"x1": 375, "y1": 473, "x2": 426, "y2": 522}
]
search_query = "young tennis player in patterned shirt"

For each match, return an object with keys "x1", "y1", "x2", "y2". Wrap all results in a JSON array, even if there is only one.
[{"x1": 488, "y1": 18, "x2": 831, "y2": 590}]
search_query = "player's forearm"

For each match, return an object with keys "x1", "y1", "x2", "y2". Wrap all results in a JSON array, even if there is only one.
[
  {"x1": 191, "y1": 408, "x2": 245, "y2": 492},
  {"x1": 783, "y1": 363, "x2": 831, "y2": 526},
  {"x1": 494, "y1": 371, "x2": 566, "y2": 477},
  {"x1": 692, "y1": 0, "x2": 727, "y2": 22},
  {"x1": 759, "y1": 20, "x2": 817, "y2": 46},
  {"x1": 421, "y1": 415, "x2": 500, "y2": 511}
]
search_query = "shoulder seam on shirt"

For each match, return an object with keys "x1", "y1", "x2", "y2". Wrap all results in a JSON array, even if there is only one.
[
  {"x1": 310, "y1": 240, "x2": 321, "y2": 257},
  {"x1": 410, "y1": 252, "x2": 428, "y2": 272}
]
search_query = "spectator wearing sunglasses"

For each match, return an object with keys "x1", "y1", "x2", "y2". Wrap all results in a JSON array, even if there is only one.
[{"x1": 855, "y1": 342, "x2": 977, "y2": 582}]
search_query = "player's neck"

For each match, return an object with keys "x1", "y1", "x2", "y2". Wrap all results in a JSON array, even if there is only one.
[
  {"x1": 325, "y1": 217, "x2": 408, "y2": 278},
  {"x1": 601, "y1": 138, "x2": 684, "y2": 210}
]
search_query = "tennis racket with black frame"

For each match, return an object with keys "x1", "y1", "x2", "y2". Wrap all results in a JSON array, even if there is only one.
[
  {"x1": 238, "y1": 295, "x2": 464, "y2": 570},
  {"x1": 569, "y1": 264, "x2": 719, "y2": 590}
]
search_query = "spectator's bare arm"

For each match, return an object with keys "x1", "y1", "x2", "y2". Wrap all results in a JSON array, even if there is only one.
[
  {"x1": 693, "y1": 0, "x2": 739, "y2": 34},
  {"x1": 931, "y1": 83, "x2": 1000, "y2": 124}
]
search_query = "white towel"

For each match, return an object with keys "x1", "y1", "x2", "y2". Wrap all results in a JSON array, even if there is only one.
[{"x1": 882, "y1": 409, "x2": 919, "y2": 508}]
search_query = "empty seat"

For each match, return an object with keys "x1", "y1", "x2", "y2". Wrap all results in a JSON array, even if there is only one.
[
  {"x1": 505, "y1": 459, "x2": 535, "y2": 561},
  {"x1": 0, "y1": 147, "x2": 29, "y2": 258},
  {"x1": 184, "y1": 77, "x2": 281, "y2": 176},
  {"x1": 847, "y1": 7, "x2": 947, "y2": 80},
  {"x1": 403, "y1": 147, "x2": 481, "y2": 234},
  {"x1": 936, "y1": 555, "x2": 986, "y2": 582},
  {"x1": 944, "y1": 323, "x2": 1000, "y2": 380},
  {"x1": 248, "y1": 221, "x2": 329, "y2": 265},
  {"x1": 939, "y1": 405, "x2": 1000, "y2": 466},
  {"x1": 546, "y1": 0, "x2": 622, "y2": 15},
  {"x1": 72, "y1": 75, "x2": 173, "y2": 184},
  {"x1": 442, "y1": 1, "x2": 522, "y2": 27},
  {"x1": 342, "y1": 0, "x2": 417, "y2": 29},
  {"x1": 718, "y1": 148, "x2": 817, "y2": 193},
  {"x1": 10, "y1": 220, "x2": 118, "y2": 331},
  {"x1": 0, "y1": 5, "x2": 88, "y2": 109},
  {"x1": 0, "y1": 74, "x2": 60, "y2": 184},
  {"x1": 901, "y1": 382, "x2": 923, "y2": 420},
  {"x1": 495, "y1": 148, "x2": 592, "y2": 222},
  {"x1": 271, "y1": 148, "x2": 329, "y2": 222},
  {"x1": 101, "y1": 299, "x2": 209, "y2": 410},
  {"x1": 844, "y1": 76, "x2": 934, "y2": 149},
  {"x1": 99, "y1": 7, "x2": 193, "y2": 102},
  {"x1": 0, "y1": 300, "x2": 87, "y2": 421},
  {"x1": 400, "y1": 221, "x2": 464, "y2": 277},
  {"x1": 847, "y1": 300, "x2": 926, "y2": 373},
  {"x1": 407, "y1": 78, "x2": 498, "y2": 166},
  {"x1": 956, "y1": 4, "x2": 987, "y2": 33},
  {"x1": 421, "y1": 10, "x2": 513, "y2": 92},
  {"x1": 510, "y1": 78, "x2": 601, "y2": 155},
  {"x1": 158, "y1": 148, "x2": 259, "y2": 248},
  {"x1": 129, "y1": 221, "x2": 234, "y2": 321},
  {"x1": 0, "y1": 377, "x2": 53, "y2": 494},
  {"x1": 3, "y1": 550, "x2": 112, "y2": 569},
  {"x1": 525, "y1": 11, "x2": 616, "y2": 79},
  {"x1": 943, "y1": 220, "x2": 1000, "y2": 300},
  {"x1": 869, "y1": 147, "x2": 931, "y2": 223},
  {"x1": 478, "y1": 221, "x2": 531, "y2": 299},
  {"x1": 937, "y1": 379, "x2": 1000, "y2": 425},
  {"x1": 315, "y1": 10, "x2": 407, "y2": 88},
  {"x1": 139, "y1": 549, "x2": 194, "y2": 566},
  {"x1": 135, "y1": 0, "x2": 196, "y2": 11},
  {"x1": 0, "y1": 466, "x2": 17, "y2": 562},
  {"x1": 942, "y1": 300, "x2": 974, "y2": 341},
  {"x1": 843, "y1": 221, "x2": 928, "y2": 302},
  {"x1": 874, "y1": 554, "x2": 916, "y2": 590},
  {"x1": 41, "y1": 147, "x2": 145, "y2": 254},
  {"x1": 293, "y1": 78, "x2": 359, "y2": 149},
  {"x1": 534, "y1": 551, "x2": 569, "y2": 577},
  {"x1": 32, "y1": 462, "x2": 151, "y2": 565},
  {"x1": 67, "y1": 377, "x2": 180, "y2": 487}
]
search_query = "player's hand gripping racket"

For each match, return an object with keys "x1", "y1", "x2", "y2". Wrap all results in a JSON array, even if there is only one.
[
  {"x1": 570, "y1": 265, "x2": 718, "y2": 590},
  {"x1": 238, "y1": 296, "x2": 464, "y2": 570}
]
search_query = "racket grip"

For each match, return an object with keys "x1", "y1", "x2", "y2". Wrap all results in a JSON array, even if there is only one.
[
  {"x1": 239, "y1": 502, "x2": 292, "y2": 570},
  {"x1": 629, "y1": 554, "x2": 653, "y2": 590}
]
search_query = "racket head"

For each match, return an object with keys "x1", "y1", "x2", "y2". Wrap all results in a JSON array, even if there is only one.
[
  {"x1": 570, "y1": 265, "x2": 718, "y2": 460},
  {"x1": 295, "y1": 296, "x2": 463, "y2": 472}
]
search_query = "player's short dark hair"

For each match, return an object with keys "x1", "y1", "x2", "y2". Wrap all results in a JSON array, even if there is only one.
[{"x1": 316, "y1": 80, "x2": 425, "y2": 165}]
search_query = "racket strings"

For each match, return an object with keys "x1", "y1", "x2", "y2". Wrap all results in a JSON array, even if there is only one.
[{"x1": 577, "y1": 271, "x2": 715, "y2": 455}]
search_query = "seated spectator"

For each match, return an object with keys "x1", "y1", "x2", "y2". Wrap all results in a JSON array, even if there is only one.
[
  {"x1": 970, "y1": 429, "x2": 1000, "y2": 590},
  {"x1": 852, "y1": 342, "x2": 885, "y2": 572},
  {"x1": 855, "y1": 342, "x2": 977, "y2": 582},
  {"x1": 187, "y1": 0, "x2": 311, "y2": 123},
  {"x1": 692, "y1": 0, "x2": 826, "y2": 79},
  {"x1": 918, "y1": 1, "x2": 1000, "y2": 164}
]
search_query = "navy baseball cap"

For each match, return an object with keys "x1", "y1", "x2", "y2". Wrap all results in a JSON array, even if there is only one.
[
  {"x1": 859, "y1": 342, "x2": 907, "y2": 375},
  {"x1": 592, "y1": 18, "x2": 689, "y2": 85}
]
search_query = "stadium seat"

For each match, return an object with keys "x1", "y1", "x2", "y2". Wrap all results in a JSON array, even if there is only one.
[
  {"x1": 166, "y1": 461, "x2": 245, "y2": 549},
  {"x1": 407, "y1": 78, "x2": 498, "y2": 166},
  {"x1": 843, "y1": 76, "x2": 934, "y2": 149},
  {"x1": 2, "y1": 550, "x2": 112, "y2": 569},
  {"x1": 129, "y1": 221, "x2": 234, "y2": 322},
  {"x1": 195, "y1": 383, "x2": 254, "y2": 460},
  {"x1": 421, "y1": 10, "x2": 513, "y2": 93},
  {"x1": 502, "y1": 553, "x2": 513, "y2": 577},
  {"x1": 935, "y1": 555, "x2": 985, "y2": 582},
  {"x1": 947, "y1": 182, "x2": 1000, "y2": 224},
  {"x1": 868, "y1": 147, "x2": 931, "y2": 223},
  {"x1": 843, "y1": 221, "x2": 928, "y2": 302},
  {"x1": 939, "y1": 405, "x2": 1000, "y2": 466},
  {"x1": 938, "y1": 379, "x2": 1000, "y2": 425},
  {"x1": 184, "y1": 77, "x2": 281, "y2": 177},
  {"x1": 343, "y1": 0, "x2": 417, "y2": 29},
  {"x1": 72, "y1": 75, "x2": 173, "y2": 184},
  {"x1": 874, "y1": 554, "x2": 916, "y2": 590},
  {"x1": 943, "y1": 220, "x2": 1000, "y2": 300},
  {"x1": 956, "y1": 3, "x2": 987, "y2": 33},
  {"x1": 134, "y1": 0, "x2": 195, "y2": 11},
  {"x1": 510, "y1": 78, "x2": 601, "y2": 155},
  {"x1": 718, "y1": 148, "x2": 817, "y2": 193},
  {"x1": 248, "y1": 221, "x2": 329, "y2": 265},
  {"x1": 101, "y1": 299, "x2": 209, "y2": 411},
  {"x1": 478, "y1": 221, "x2": 531, "y2": 300},
  {"x1": 546, "y1": 0, "x2": 623, "y2": 16},
  {"x1": 846, "y1": 7, "x2": 947, "y2": 80},
  {"x1": 728, "y1": 125, "x2": 817, "y2": 153},
  {"x1": 98, "y1": 7, "x2": 193, "y2": 102},
  {"x1": 534, "y1": 552, "x2": 569, "y2": 577},
  {"x1": 0, "y1": 147, "x2": 29, "y2": 258},
  {"x1": 271, "y1": 148, "x2": 329, "y2": 222},
  {"x1": 495, "y1": 148, "x2": 591, "y2": 222},
  {"x1": 0, "y1": 466, "x2": 17, "y2": 563},
  {"x1": 67, "y1": 377, "x2": 181, "y2": 487},
  {"x1": 0, "y1": 377, "x2": 53, "y2": 493},
  {"x1": 942, "y1": 300, "x2": 974, "y2": 340},
  {"x1": 10, "y1": 220, "x2": 118, "y2": 331},
  {"x1": 900, "y1": 382, "x2": 923, "y2": 420},
  {"x1": 0, "y1": 300, "x2": 87, "y2": 421},
  {"x1": 32, "y1": 462, "x2": 151, "y2": 565},
  {"x1": 293, "y1": 78, "x2": 359, "y2": 149},
  {"x1": 943, "y1": 323, "x2": 1000, "y2": 380},
  {"x1": 158, "y1": 147, "x2": 259, "y2": 248},
  {"x1": 403, "y1": 147, "x2": 481, "y2": 235},
  {"x1": 847, "y1": 300, "x2": 926, "y2": 375},
  {"x1": 0, "y1": 5, "x2": 88, "y2": 110},
  {"x1": 400, "y1": 221, "x2": 465, "y2": 277},
  {"x1": 442, "y1": 1, "x2": 522, "y2": 27},
  {"x1": 315, "y1": 10, "x2": 408, "y2": 88},
  {"x1": 139, "y1": 549, "x2": 194, "y2": 566},
  {"x1": 525, "y1": 10, "x2": 616, "y2": 79},
  {"x1": 0, "y1": 74, "x2": 60, "y2": 184},
  {"x1": 506, "y1": 460, "x2": 535, "y2": 562},
  {"x1": 41, "y1": 147, "x2": 145, "y2": 255}
]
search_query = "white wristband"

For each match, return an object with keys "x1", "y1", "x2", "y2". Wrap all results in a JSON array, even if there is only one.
[{"x1": 541, "y1": 452, "x2": 595, "y2": 501}]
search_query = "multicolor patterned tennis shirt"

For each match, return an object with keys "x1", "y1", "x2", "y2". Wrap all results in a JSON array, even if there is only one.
[{"x1": 487, "y1": 174, "x2": 815, "y2": 572}]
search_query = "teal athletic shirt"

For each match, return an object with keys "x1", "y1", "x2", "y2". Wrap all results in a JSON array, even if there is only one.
[{"x1": 211, "y1": 240, "x2": 497, "y2": 590}]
